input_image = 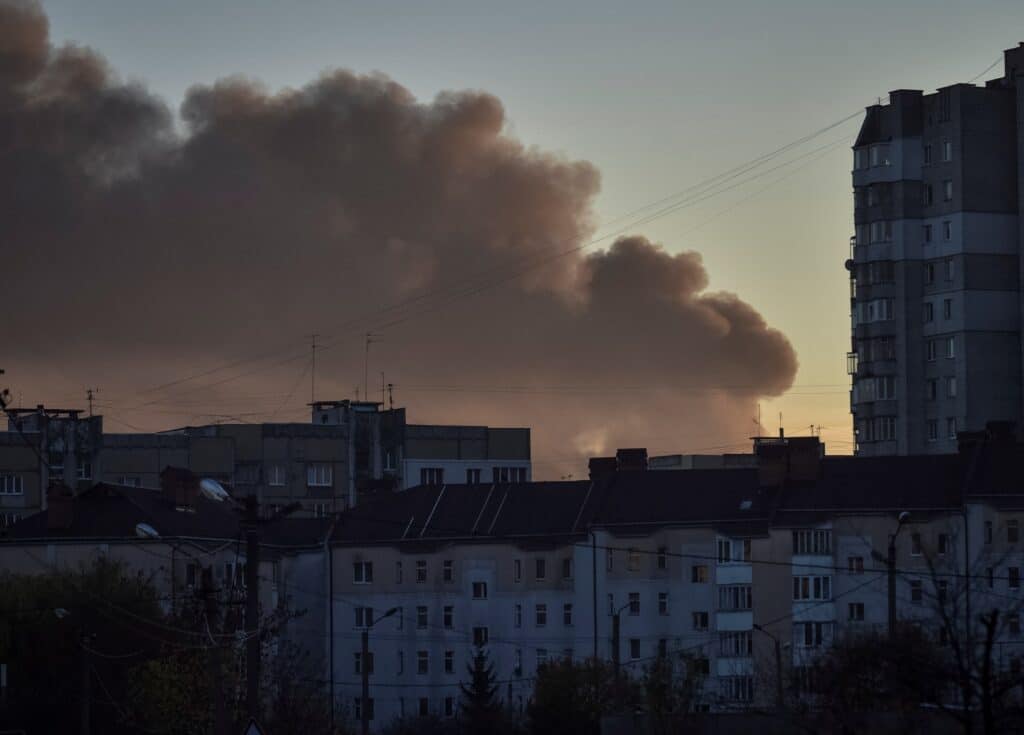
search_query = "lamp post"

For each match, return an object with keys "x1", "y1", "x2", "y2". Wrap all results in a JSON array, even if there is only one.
[
  {"x1": 362, "y1": 607, "x2": 399, "y2": 735},
  {"x1": 753, "y1": 624, "x2": 788, "y2": 712},
  {"x1": 888, "y1": 511, "x2": 911, "y2": 636},
  {"x1": 611, "y1": 600, "x2": 634, "y2": 696}
]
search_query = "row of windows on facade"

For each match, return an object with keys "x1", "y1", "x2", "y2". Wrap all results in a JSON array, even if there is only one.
[
  {"x1": 352, "y1": 695, "x2": 457, "y2": 722},
  {"x1": 859, "y1": 415, "x2": 957, "y2": 442},
  {"x1": 421, "y1": 466, "x2": 528, "y2": 485},
  {"x1": 854, "y1": 257, "x2": 956, "y2": 288},
  {"x1": 854, "y1": 220, "x2": 954, "y2": 247},
  {"x1": 854, "y1": 374, "x2": 961, "y2": 405},
  {"x1": 852, "y1": 140, "x2": 953, "y2": 171}
]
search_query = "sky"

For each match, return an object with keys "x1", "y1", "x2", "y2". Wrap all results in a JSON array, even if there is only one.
[{"x1": 5, "y1": 0, "x2": 1024, "y2": 476}]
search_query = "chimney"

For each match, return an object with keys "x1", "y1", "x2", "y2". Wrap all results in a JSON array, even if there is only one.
[
  {"x1": 756, "y1": 443, "x2": 788, "y2": 487},
  {"x1": 756, "y1": 436, "x2": 823, "y2": 486},
  {"x1": 615, "y1": 448, "x2": 648, "y2": 471},
  {"x1": 46, "y1": 485, "x2": 74, "y2": 530},
  {"x1": 160, "y1": 466, "x2": 200, "y2": 509},
  {"x1": 588, "y1": 457, "x2": 617, "y2": 481}
]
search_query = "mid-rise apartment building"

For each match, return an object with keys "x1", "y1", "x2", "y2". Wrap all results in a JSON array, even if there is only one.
[
  {"x1": 848, "y1": 43, "x2": 1024, "y2": 455},
  {"x1": 0, "y1": 401, "x2": 530, "y2": 522},
  {"x1": 329, "y1": 427, "x2": 1024, "y2": 728}
]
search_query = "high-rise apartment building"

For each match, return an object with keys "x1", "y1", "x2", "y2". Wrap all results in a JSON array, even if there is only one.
[{"x1": 849, "y1": 43, "x2": 1024, "y2": 455}]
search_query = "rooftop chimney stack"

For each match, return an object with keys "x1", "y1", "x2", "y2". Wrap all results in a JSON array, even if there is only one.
[{"x1": 615, "y1": 448, "x2": 648, "y2": 471}]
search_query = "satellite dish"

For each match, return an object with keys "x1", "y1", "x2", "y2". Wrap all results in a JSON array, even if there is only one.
[
  {"x1": 199, "y1": 478, "x2": 229, "y2": 503},
  {"x1": 135, "y1": 522, "x2": 160, "y2": 539}
]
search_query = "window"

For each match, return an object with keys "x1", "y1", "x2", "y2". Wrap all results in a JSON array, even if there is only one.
[
  {"x1": 658, "y1": 592, "x2": 669, "y2": 616},
  {"x1": 927, "y1": 340, "x2": 937, "y2": 361},
  {"x1": 444, "y1": 650, "x2": 454, "y2": 674},
  {"x1": 692, "y1": 611, "x2": 709, "y2": 631},
  {"x1": 870, "y1": 220, "x2": 892, "y2": 243},
  {"x1": 513, "y1": 649, "x2": 522, "y2": 676},
  {"x1": 923, "y1": 224, "x2": 933, "y2": 243},
  {"x1": 943, "y1": 180, "x2": 953, "y2": 201},
  {"x1": 1010, "y1": 615, "x2": 1021, "y2": 636},
  {"x1": 443, "y1": 560, "x2": 454, "y2": 583},
  {"x1": 937, "y1": 580, "x2": 948, "y2": 603},
  {"x1": 691, "y1": 565, "x2": 709, "y2": 583},
  {"x1": 472, "y1": 581, "x2": 487, "y2": 599},
  {"x1": 417, "y1": 651, "x2": 429, "y2": 675},
  {"x1": 854, "y1": 148, "x2": 868, "y2": 170},
  {"x1": 924, "y1": 262, "x2": 935, "y2": 284},
  {"x1": 848, "y1": 556, "x2": 864, "y2": 574},
  {"x1": 923, "y1": 302, "x2": 934, "y2": 323},
  {"x1": 416, "y1": 606, "x2": 427, "y2": 629},
  {"x1": 418, "y1": 698, "x2": 429, "y2": 717},
  {"x1": 607, "y1": 594, "x2": 615, "y2": 616},
  {"x1": 306, "y1": 463, "x2": 332, "y2": 487},
  {"x1": 628, "y1": 592, "x2": 640, "y2": 615},
  {"x1": 513, "y1": 604, "x2": 521, "y2": 628},
  {"x1": 492, "y1": 466, "x2": 526, "y2": 483},
  {"x1": 793, "y1": 530, "x2": 832, "y2": 555},
  {"x1": 938, "y1": 534, "x2": 948, "y2": 555},
  {"x1": 720, "y1": 631, "x2": 753, "y2": 657},
  {"x1": 946, "y1": 377, "x2": 957, "y2": 398},
  {"x1": 0, "y1": 475, "x2": 24, "y2": 495},
  {"x1": 985, "y1": 521, "x2": 993, "y2": 545},
  {"x1": 355, "y1": 607, "x2": 374, "y2": 628},
  {"x1": 911, "y1": 580, "x2": 923, "y2": 604},
  {"x1": 911, "y1": 533, "x2": 922, "y2": 556},
  {"x1": 395, "y1": 561, "x2": 403, "y2": 583},
  {"x1": 353, "y1": 561, "x2": 373, "y2": 584},
  {"x1": 444, "y1": 696, "x2": 454, "y2": 717},
  {"x1": 629, "y1": 638, "x2": 641, "y2": 660},
  {"x1": 535, "y1": 558, "x2": 546, "y2": 580},
  {"x1": 945, "y1": 336, "x2": 956, "y2": 359},
  {"x1": 77, "y1": 462, "x2": 92, "y2": 481},
  {"x1": 848, "y1": 602, "x2": 865, "y2": 621},
  {"x1": 723, "y1": 677, "x2": 754, "y2": 702},
  {"x1": 801, "y1": 621, "x2": 828, "y2": 647},
  {"x1": 927, "y1": 420, "x2": 938, "y2": 442},
  {"x1": 943, "y1": 298, "x2": 952, "y2": 320},
  {"x1": 627, "y1": 548, "x2": 641, "y2": 571},
  {"x1": 535, "y1": 604, "x2": 547, "y2": 627},
  {"x1": 718, "y1": 585, "x2": 753, "y2": 611},
  {"x1": 353, "y1": 698, "x2": 374, "y2": 722},
  {"x1": 943, "y1": 221, "x2": 952, "y2": 241},
  {"x1": 536, "y1": 649, "x2": 548, "y2": 670},
  {"x1": 466, "y1": 468, "x2": 481, "y2": 484},
  {"x1": 563, "y1": 603, "x2": 573, "y2": 626},
  {"x1": 420, "y1": 467, "x2": 444, "y2": 485},
  {"x1": 942, "y1": 140, "x2": 952, "y2": 162},
  {"x1": 792, "y1": 576, "x2": 832, "y2": 601},
  {"x1": 947, "y1": 417, "x2": 957, "y2": 440},
  {"x1": 657, "y1": 639, "x2": 668, "y2": 658},
  {"x1": 945, "y1": 258, "x2": 955, "y2": 281},
  {"x1": 562, "y1": 557, "x2": 574, "y2": 579},
  {"x1": 656, "y1": 546, "x2": 667, "y2": 569},
  {"x1": 513, "y1": 559, "x2": 522, "y2": 582},
  {"x1": 606, "y1": 548, "x2": 613, "y2": 571},
  {"x1": 927, "y1": 380, "x2": 938, "y2": 401},
  {"x1": 396, "y1": 607, "x2": 403, "y2": 630},
  {"x1": 312, "y1": 502, "x2": 328, "y2": 518},
  {"x1": 397, "y1": 650, "x2": 404, "y2": 675},
  {"x1": 416, "y1": 560, "x2": 427, "y2": 583},
  {"x1": 1010, "y1": 567, "x2": 1020, "y2": 590},
  {"x1": 1010, "y1": 520, "x2": 1020, "y2": 544},
  {"x1": 354, "y1": 651, "x2": 374, "y2": 675},
  {"x1": 988, "y1": 567, "x2": 995, "y2": 589},
  {"x1": 116, "y1": 476, "x2": 141, "y2": 487},
  {"x1": 923, "y1": 143, "x2": 933, "y2": 164},
  {"x1": 443, "y1": 605, "x2": 453, "y2": 629},
  {"x1": 924, "y1": 185, "x2": 933, "y2": 205},
  {"x1": 717, "y1": 538, "x2": 751, "y2": 563}
]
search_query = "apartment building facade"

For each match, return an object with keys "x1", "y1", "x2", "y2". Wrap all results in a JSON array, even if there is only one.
[
  {"x1": 848, "y1": 43, "x2": 1024, "y2": 455},
  {"x1": 329, "y1": 429, "x2": 1024, "y2": 729},
  {"x1": 0, "y1": 402, "x2": 531, "y2": 521}
]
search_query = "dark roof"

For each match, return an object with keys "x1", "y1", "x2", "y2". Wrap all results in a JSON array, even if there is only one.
[{"x1": 1, "y1": 483, "x2": 332, "y2": 549}]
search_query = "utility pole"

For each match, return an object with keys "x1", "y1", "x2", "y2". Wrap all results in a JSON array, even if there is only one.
[
  {"x1": 362, "y1": 608, "x2": 397, "y2": 735},
  {"x1": 612, "y1": 611, "x2": 620, "y2": 687},
  {"x1": 202, "y1": 568, "x2": 229, "y2": 735},
  {"x1": 886, "y1": 511, "x2": 910, "y2": 636},
  {"x1": 754, "y1": 624, "x2": 784, "y2": 712},
  {"x1": 245, "y1": 494, "x2": 261, "y2": 724}
]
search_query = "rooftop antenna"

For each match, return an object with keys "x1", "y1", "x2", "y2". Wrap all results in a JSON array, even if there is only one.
[
  {"x1": 380, "y1": 372, "x2": 385, "y2": 406},
  {"x1": 307, "y1": 334, "x2": 319, "y2": 404},
  {"x1": 387, "y1": 383, "x2": 394, "y2": 410},
  {"x1": 364, "y1": 332, "x2": 382, "y2": 401},
  {"x1": 86, "y1": 387, "x2": 100, "y2": 417},
  {"x1": 779, "y1": 411, "x2": 784, "y2": 439}
]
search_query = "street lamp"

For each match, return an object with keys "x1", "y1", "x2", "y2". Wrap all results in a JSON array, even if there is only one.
[
  {"x1": 753, "y1": 624, "x2": 790, "y2": 711},
  {"x1": 611, "y1": 600, "x2": 635, "y2": 693},
  {"x1": 361, "y1": 607, "x2": 399, "y2": 735},
  {"x1": 888, "y1": 511, "x2": 911, "y2": 636}
]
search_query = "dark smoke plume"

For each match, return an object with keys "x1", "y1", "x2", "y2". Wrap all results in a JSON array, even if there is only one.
[{"x1": 0, "y1": 1, "x2": 798, "y2": 474}]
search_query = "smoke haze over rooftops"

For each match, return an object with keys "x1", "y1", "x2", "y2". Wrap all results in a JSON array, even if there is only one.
[{"x1": 0, "y1": 0, "x2": 798, "y2": 474}]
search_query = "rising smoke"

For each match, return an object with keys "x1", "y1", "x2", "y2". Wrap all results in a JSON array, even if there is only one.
[{"x1": 0, "y1": 0, "x2": 798, "y2": 474}]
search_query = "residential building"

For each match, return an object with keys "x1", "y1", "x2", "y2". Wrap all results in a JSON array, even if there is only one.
[
  {"x1": 848, "y1": 43, "x2": 1024, "y2": 455},
  {"x1": 328, "y1": 424, "x2": 1024, "y2": 728}
]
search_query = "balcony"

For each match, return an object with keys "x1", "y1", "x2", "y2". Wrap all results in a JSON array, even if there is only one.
[{"x1": 846, "y1": 352, "x2": 858, "y2": 376}]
